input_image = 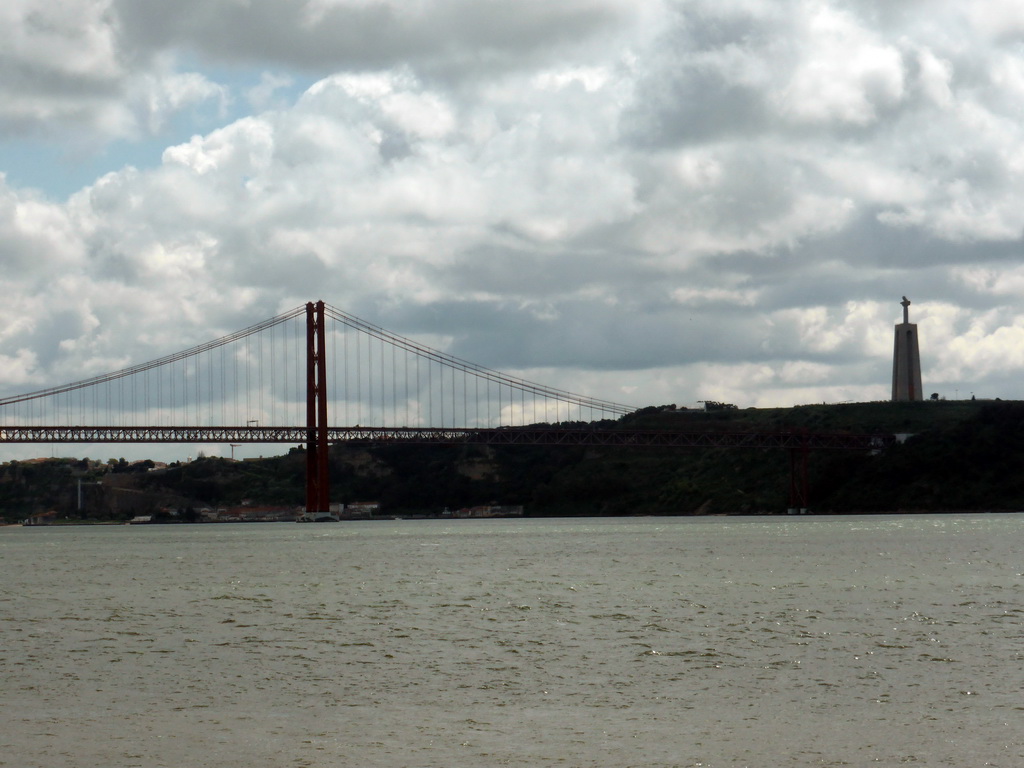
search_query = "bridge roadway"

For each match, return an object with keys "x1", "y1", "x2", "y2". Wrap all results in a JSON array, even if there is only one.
[{"x1": 0, "y1": 425, "x2": 896, "y2": 451}]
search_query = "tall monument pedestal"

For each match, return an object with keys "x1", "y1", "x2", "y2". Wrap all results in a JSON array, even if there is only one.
[{"x1": 892, "y1": 296, "x2": 923, "y2": 402}]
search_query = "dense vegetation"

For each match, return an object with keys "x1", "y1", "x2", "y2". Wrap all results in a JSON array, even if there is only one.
[{"x1": 3, "y1": 399, "x2": 1023, "y2": 522}]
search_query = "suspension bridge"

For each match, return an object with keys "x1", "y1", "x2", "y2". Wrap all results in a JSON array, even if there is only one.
[{"x1": 0, "y1": 300, "x2": 894, "y2": 512}]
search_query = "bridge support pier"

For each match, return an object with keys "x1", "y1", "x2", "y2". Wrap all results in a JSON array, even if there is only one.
[
  {"x1": 305, "y1": 301, "x2": 330, "y2": 514},
  {"x1": 788, "y1": 435, "x2": 810, "y2": 513}
]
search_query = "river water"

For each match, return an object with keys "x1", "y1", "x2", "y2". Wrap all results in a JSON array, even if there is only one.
[{"x1": 1, "y1": 515, "x2": 1022, "y2": 768}]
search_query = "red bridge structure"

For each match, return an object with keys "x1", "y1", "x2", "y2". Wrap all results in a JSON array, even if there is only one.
[{"x1": 0, "y1": 300, "x2": 895, "y2": 512}]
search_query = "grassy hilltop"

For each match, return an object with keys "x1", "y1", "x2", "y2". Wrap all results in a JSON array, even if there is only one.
[{"x1": 3, "y1": 399, "x2": 1023, "y2": 521}]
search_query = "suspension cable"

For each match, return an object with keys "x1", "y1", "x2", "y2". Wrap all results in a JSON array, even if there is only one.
[{"x1": 0, "y1": 306, "x2": 306, "y2": 407}]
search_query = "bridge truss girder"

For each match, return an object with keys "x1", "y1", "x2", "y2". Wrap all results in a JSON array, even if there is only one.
[{"x1": 0, "y1": 425, "x2": 895, "y2": 452}]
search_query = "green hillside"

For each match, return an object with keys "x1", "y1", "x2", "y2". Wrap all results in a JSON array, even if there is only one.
[{"x1": 3, "y1": 399, "x2": 1022, "y2": 522}]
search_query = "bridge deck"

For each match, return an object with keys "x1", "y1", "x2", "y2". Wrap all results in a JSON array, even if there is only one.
[{"x1": 0, "y1": 426, "x2": 895, "y2": 450}]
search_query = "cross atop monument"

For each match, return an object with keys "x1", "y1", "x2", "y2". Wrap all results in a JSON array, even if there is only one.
[{"x1": 901, "y1": 295, "x2": 911, "y2": 324}]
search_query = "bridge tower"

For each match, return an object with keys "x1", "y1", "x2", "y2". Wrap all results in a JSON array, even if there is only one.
[
  {"x1": 891, "y1": 296, "x2": 923, "y2": 402},
  {"x1": 305, "y1": 301, "x2": 330, "y2": 514}
]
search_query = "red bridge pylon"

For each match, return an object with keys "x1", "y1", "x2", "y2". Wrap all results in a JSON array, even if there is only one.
[{"x1": 305, "y1": 300, "x2": 330, "y2": 514}]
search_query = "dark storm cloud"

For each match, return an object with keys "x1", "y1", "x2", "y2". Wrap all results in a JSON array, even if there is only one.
[
  {"x1": 428, "y1": 243, "x2": 659, "y2": 299},
  {"x1": 622, "y1": 7, "x2": 778, "y2": 148},
  {"x1": 382, "y1": 296, "x2": 776, "y2": 371},
  {"x1": 112, "y1": 0, "x2": 630, "y2": 75},
  {"x1": 626, "y1": 68, "x2": 772, "y2": 147}
]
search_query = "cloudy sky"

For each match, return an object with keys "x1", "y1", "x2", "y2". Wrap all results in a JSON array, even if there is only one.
[{"x1": 3, "y1": 0, "x2": 1024, "y2": 459}]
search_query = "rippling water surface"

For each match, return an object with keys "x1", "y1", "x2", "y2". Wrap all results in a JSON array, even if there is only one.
[{"x1": 2, "y1": 515, "x2": 1023, "y2": 767}]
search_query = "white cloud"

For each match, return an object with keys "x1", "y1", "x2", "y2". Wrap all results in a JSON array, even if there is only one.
[
  {"x1": 0, "y1": 349, "x2": 41, "y2": 387},
  {"x1": 776, "y1": 4, "x2": 905, "y2": 126},
  {"x1": 0, "y1": 0, "x2": 121, "y2": 84},
  {"x1": 131, "y1": 68, "x2": 228, "y2": 134},
  {"x1": 5, "y1": 0, "x2": 1024, "y2": 455},
  {"x1": 939, "y1": 317, "x2": 1024, "y2": 383},
  {"x1": 968, "y1": 0, "x2": 1024, "y2": 41},
  {"x1": 246, "y1": 72, "x2": 295, "y2": 111},
  {"x1": 0, "y1": 3, "x2": 230, "y2": 144},
  {"x1": 162, "y1": 117, "x2": 276, "y2": 177},
  {"x1": 915, "y1": 47, "x2": 954, "y2": 107}
]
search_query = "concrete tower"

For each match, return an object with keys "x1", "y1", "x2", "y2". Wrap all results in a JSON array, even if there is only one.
[{"x1": 892, "y1": 296, "x2": 923, "y2": 401}]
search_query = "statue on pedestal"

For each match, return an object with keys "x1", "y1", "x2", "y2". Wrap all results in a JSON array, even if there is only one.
[{"x1": 892, "y1": 296, "x2": 922, "y2": 401}]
